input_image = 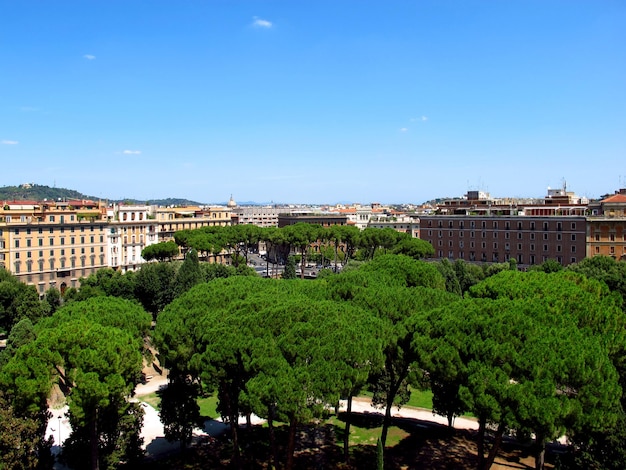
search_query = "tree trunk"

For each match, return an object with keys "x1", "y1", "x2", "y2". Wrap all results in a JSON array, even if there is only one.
[
  {"x1": 300, "y1": 248, "x2": 306, "y2": 279},
  {"x1": 268, "y1": 404, "x2": 280, "y2": 470},
  {"x1": 477, "y1": 416, "x2": 486, "y2": 470},
  {"x1": 90, "y1": 409, "x2": 99, "y2": 470},
  {"x1": 285, "y1": 415, "x2": 298, "y2": 470},
  {"x1": 344, "y1": 396, "x2": 353, "y2": 463},
  {"x1": 482, "y1": 422, "x2": 505, "y2": 470},
  {"x1": 229, "y1": 415, "x2": 241, "y2": 469},
  {"x1": 535, "y1": 432, "x2": 546, "y2": 470},
  {"x1": 381, "y1": 395, "x2": 394, "y2": 448}
]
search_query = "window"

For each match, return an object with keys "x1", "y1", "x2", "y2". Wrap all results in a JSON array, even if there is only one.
[
  {"x1": 60, "y1": 249, "x2": 65, "y2": 256},
  {"x1": 49, "y1": 237, "x2": 54, "y2": 245},
  {"x1": 557, "y1": 222, "x2": 562, "y2": 231},
  {"x1": 610, "y1": 234, "x2": 615, "y2": 241},
  {"x1": 493, "y1": 232, "x2": 498, "y2": 238},
  {"x1": 60, "y1": 238, "x2": 65, "y2": 245},
  {"x1": 595, "y1": 246, "x2": 600, "y2": 254},
  {"x1": 14, "y1": 228, "x2": 19, "y2": 234},
  {"x1": 517, "y1": 232, "x2": 522, "y2": 239},
  {"x1": 49, "y1": 215, "x2": 55, "y2": 222},
  {"x1": 493, "y1": 221, "x2": 498, "y2": 229},
  {"x1": 571, "y1": 246, "x2": 576, "y2": 253},
  {"x1": 38, "y1": 239, "x2": 43, "y2": 246},
  {"x1": 517, "y1": 222, "x2": 522, "y2": 230},
  {"x1": 505, "y1": 232, "x2": 510, "y2": 239},
  {"x1": 505, "y1": 221, "x2": 510, "y2": 230},
  {"x1": 481, "y1": 221, "x2": 486, "y2": 229},
  {"x1": 571, "y1": 234, "x2": 576, "y2": 241},
  {"x1": 571, "y1": 222, "x2": 576, "y2": 230},
  {"x1": 493, "y1": 242, "x2": 498, "y2": 249},
  {"x1": 543, "y1": 244, "x2": 548, "y2": 251},
  {"x1": 530, "y1": 244, "x2": 535, "y2": 251},
  {"x1": 518, "y1": 243, "x2": 522, "y2": 250},
  {"x1": 557, "y1": 233, "x2": 562, "y2": 241},
  {"x1": 14, "y1": 240, "x2": 19, "y2": 248},
  {"x1": 530, "y1": 233, "x2": 535, "y2": 240},
  {"x1": 543, "y1": 233, "x2": 548, "y2": 240},
  {"x1": 530, "y1": 222, "x2": 535, "y2": 230},
  {"x1": 543, "y1": 222, "x2": 548, "y2": 231}
]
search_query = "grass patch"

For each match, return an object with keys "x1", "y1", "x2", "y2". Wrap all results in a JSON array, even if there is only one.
[
  {"x1": 198, "y1": 396, "x2": 218, "y2": 419},
  {"x1": 406, "y1": 388, "x2": 433, "y2": 409},
  {"x1": 139, "y1": 392, "x2": 218, "y2": 420},
  {"x1": 140, "y1": 392, "x2": 160, "y2": 409},
  {"x1": 328, "y1": 414, "x2": 408, "y2": 448}
]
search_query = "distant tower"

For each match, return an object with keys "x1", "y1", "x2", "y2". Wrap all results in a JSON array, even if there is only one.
[{"x1": 227, "y1": 194, "x2": 237, "y2": 208}]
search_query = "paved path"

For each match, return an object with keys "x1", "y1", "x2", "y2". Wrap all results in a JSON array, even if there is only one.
[{"x1": 49, "y1": 374, "x2": 480, "y2": 466}]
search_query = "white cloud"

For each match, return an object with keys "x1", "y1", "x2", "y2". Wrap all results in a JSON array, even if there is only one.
[
  {"x1": 421, "y1": 116, "x2": 428, "y2": 121},
  {"x1": 252, "y1": 17, "x2": 272, "y2": 28},
  {"x1": 399, "y1": 128, "x2": 408, "y2": 132},
  {"x1": 123, "y1": 150, "x2": 141, "y2": 155},
  {"x1": 2, "y1": 140, "x2": 18, "y2": 145},
  {"x1": 84, "y1": 54, "x2": 96, "y2": 60}
]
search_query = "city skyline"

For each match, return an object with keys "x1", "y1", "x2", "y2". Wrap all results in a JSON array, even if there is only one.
[{"x1": 1, "y1": 1, "x2": 625, "y2": 204}]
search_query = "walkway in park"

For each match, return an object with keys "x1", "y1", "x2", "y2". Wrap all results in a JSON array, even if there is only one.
[{"x1": 47, "y1": 370, "x2": 480, "y2": 467}]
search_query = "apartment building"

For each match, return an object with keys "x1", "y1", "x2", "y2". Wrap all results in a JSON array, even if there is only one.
[
  {"x1": 586, "y1": 190, "x2": 626, "y2": 260},
  {"x1": 420, "y1": 187, "x2": 626, "y2": 268},
  {"x1": 0, "y1": 199, "x2": 235, "y2": 292},
  {"x1": 420, "y1": 215, "x2": 586, "y2": 267},
  {"x1": 0, "y1": 199, "x2": 108, "y2": 294},
  {"x1": 368, "y1": 213, "x2": 420, "y2": 238},
  {"x1": 155, "y1": 205, "x2": 232, "y2": 242}
]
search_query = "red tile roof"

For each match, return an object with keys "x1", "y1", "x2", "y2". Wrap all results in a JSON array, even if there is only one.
[{"x1": 601, "y1": 194, "x2": 626, "y2": 204}]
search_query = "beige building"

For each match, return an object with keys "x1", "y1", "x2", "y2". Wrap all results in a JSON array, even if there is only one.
[{"x1": 0, "y1": 199, "x2": 108, "y2": 294}]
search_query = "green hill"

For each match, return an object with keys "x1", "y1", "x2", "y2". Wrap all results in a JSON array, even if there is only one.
[
  {"x1": 0, "y1": 184, "x2": 99, "y2": 202},
  {"x1": 0, "y1": 184, "x2": 203, "y2": 206}
]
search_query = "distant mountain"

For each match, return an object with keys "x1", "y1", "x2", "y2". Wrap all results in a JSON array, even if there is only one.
[{"x1": 0, "y1": 184, "x2": 203, "y2": 206}]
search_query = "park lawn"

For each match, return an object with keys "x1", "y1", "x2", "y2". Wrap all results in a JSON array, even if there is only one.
[
  {"x1": 406, "y1": 388, "x2": 433, "y2": 409},
  {"x1": 197, "y1": 396, "x2": 219, "y2": 419},
  {"x1": 326, "y1": 415, "x2": 409, "y2": 448},
  {"x1": 140, "y1": 392, "x2": 160, "y2": 409},
  {"x1": 138, "y1": 393, "x2": 218, "y2": 420}
]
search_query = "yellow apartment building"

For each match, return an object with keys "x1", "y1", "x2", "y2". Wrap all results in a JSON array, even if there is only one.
[{"x1": 0, "y1": 199, "x2": 108, "y2": 294}]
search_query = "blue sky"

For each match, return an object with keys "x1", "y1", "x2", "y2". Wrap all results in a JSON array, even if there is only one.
[{"x1": 1, "y1": 1, "x2": 625, "y2": 204}]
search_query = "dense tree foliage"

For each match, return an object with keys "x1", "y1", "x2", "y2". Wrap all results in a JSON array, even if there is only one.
[
  {"x1": 1, "y1": 297, "x2": 151, "y2": 470},
  {"x1": 141, "y1": 240, "x2": 179, "y2": 262},
  {"x1": 0, "y1": 267, "x2": 46, "y2": 335}
]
